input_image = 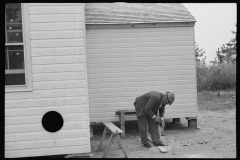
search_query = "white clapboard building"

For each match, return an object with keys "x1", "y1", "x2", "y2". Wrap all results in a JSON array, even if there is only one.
[{"x1": 5, "y1": 3, "x2": 197, "y2": 158}]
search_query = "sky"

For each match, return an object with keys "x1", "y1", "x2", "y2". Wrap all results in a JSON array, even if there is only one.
[{"x1": 183, "y1": 3, "x2": 237, "y2": 64}]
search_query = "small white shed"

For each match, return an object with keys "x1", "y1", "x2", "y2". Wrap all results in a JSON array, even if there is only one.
[
  {"x1": 85, "y1": 3, "x2": 198, "y2": 122},
  {"x1": 5, "y1": 3, "x2": 197, "y2": 158}
]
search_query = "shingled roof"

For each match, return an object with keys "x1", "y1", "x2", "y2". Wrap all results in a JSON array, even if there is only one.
[{"x1": 85, "y1": 3, "x2": 196, "y2": 24}]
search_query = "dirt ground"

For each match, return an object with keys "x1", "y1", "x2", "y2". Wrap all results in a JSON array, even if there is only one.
[{"x1": 90, "y1": 90, "x2": 236, "y2": 158}]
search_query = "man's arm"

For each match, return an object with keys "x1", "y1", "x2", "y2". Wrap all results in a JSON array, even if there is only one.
[
  {"x1": 159, "y1": 105, "x2": 165, "y2": 119},
  {"x1": 144, "y1": 96, "x2": 157, "y2": 118}
]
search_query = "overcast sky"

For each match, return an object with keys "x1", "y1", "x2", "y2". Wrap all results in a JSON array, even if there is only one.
[{"x1": 183, "y1": 3, "x2": 237, "y2": 63}]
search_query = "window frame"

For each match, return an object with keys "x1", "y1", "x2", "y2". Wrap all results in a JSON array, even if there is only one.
[{"x1": 5, "y1": 3, "x2": 33, "y2": 92}]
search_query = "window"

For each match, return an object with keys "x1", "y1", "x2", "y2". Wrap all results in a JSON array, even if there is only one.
[{"x1": 5, "y1": 3, "x2": 32, "y2": 92}]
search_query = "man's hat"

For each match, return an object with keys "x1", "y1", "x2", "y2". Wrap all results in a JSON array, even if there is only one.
[{"x1": 166, "y1": 92, "x2": 175, "y2": 105}]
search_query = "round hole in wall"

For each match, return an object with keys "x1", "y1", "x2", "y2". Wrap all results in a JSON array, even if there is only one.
[{"x1": 42, "y1": 111, "x2": 64, "y2": 132}]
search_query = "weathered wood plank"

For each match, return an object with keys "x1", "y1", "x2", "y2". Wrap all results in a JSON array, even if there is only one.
[
  {"x1": 29, "y1": 6, "x2": 83, "y2": 14},
  {"x1": 5, "y1": 88, "x2": 86, "y2": 100},
  {"x1": 5, "y1": 97, "x2": 86, "y2": 109},
  {"x1": 88, "y1": 70, "x2": 195, "y2": 79},
  {"x1": 88, "y1": 75, "x2": 196, "y2": 84},
  {"x1": 32, "y1": 55, "x2": 85, "y2": 65},
  {"x1": 5, "y1": 129, "x2": 88, "y2": 142},
  {"x1": 31, "y1": 47, "x2": 85, "y2": 57},
  {"x1": 87, "y1": 50, "x2": 194, "y2": 59},
  {"x1": 29, "y1": 3, "x2": 82, "y2": 6},
  {"x1": 5, "y1": 113, "x2": 88, "y2": 125},
  {"x1": 5, "y1": 105, "x2": 87, "y2": 117},
  {"x1": 30, "y1": 22, "x2": 84, "y2": 31},
  {"x1": 6, "y1": 137, "x2": 88, "y2": 151},
  {"x1": 87, "y1": 60, "x2": 195, "y2": 69},
  {"x1": 33, "y1": 80, "x2": 86, "y2": 90},
  {"x1": 103, "y1": 122, "x2": 123, "y2": 134},
  {"x1": 30, "y1": 30, "x2": 84, "y2": 40},
  {"x1": 88, "y1": 65, "x2": 195, "y2": 74},
  {"x1": 5, "y1": 145, "x2": 89, "y2": 158},
  {"x1": 31, "y1": 39, "x2": 84, "y2": 48},
  {"x1": 5, "y1": 121, "x2": 88, "y2": 134},
  {"x1": 33, "y1": 72, "x2": 86, "y2": 82},
  {"x1": 32, "y1": 64, "x2": 85, "y2": 73},
  {"x1": 29, "y1": 14, "x2": 83, "y2": 23}
]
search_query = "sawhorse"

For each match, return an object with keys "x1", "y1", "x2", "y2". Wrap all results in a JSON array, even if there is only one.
[{"x1": 97, "y1": 122, "x2": 128, "y2": 158}]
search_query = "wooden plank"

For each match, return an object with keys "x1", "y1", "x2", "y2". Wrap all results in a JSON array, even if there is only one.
[
  {"x1": 30, "y1": 22, "x2": 84, "y2": 31},
  {"x1": 31, "y1": 47, "x2": 84, "y2": 57},
  {"x1": 86, "y1": 35, "x2": 194, "y2": 44},
  {"x1": 87, "y1": 41, "x2": 193, "y2": 49},
  {"x1": 5, "y1": 113, "x2": 88, "y2": 125},
  {"x1": 32, "y1": 55, "x2": 85, "y2": 65},
  {"x1": 87, "y1": 46, "x2": 194, "y2": 54},
  {"x1": 5, "y1": 129, "x2": 89, "y2": 142},
  {"x1": 31, "y1": 39, "x2": 84, "y2": 48},
  {"x1": 103, "y1": 122, "x2": 123, "y2": 134},
  {"x1": 5, "y1": 104, "x2": 87, "y2": 117},
  {"x1": 5, "y1": 145, "x2": 89, "y2": 158},
  {"x1": 30, "y1": 30, "x2": 84, "y2": 40},
  {"x1": 32, "y1": 64, "x2": 85, "y2": 73},
  {"x1": 33, "y1": 80, "x2": 86, "y2": 90},
  {"x1": 29, "y1": 6, "x2": 83, "y2": 14},
  {"x1": 5, "y1": 88, "x2": 86, "y2": 100},
  {"x1": 88, "y1": 75, "x2": 196, "y2": 84},
  {"x1": 5, "y1": 137, "x2": 89, "y2": 151},
  {"x1": 88, "y1": 70, "x2": 195, "y2": 79},
  {"x1": 5, "y1": 97, "x2": 86, "y2": 109},
  {"x1": 88, "y1": 79, "x2": 196, "y2": 90},
  {"x1": 5, "y1": 121, "x2": 88, "y2": 134},
  {"x1": 87, "y1": 54, "x2": 194, "y2": 63},
  {"x1": 87, "y1": 65, "x2": 195, "y2": 74},
  {"x1": 157, "y1": 146, "x2": 168, "y2": 153},
  {"x1": 29, "y1": 14, "x2": 83, "y2": 23},
  {"x1": 33, "y1": 72, "x2": 86, "y2": 82},
  {"x1": 87, "y1": 50, "x2": 194, "y2": 59},
  {"x1": 29, "y1": 3, "x2": 82, "y2": 6}
]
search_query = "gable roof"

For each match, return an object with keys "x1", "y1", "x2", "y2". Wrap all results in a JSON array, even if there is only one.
[{"x1": 85, "y1": 3, "x2": 196, "y2": 24}]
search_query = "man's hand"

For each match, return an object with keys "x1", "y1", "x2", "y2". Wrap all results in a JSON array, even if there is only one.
[{"x1": 153, "y1": 117, "x2": 161, "y2": 123}]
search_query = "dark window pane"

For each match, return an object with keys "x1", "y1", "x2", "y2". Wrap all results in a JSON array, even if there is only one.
[
  {"x1": 5, "y1": 51, "x2": 8, "y2": 69},
  {"x1": 7, "y1": 31, "x2": 23, "y2": 43},
  {"x1": 5, "y1": 3, "x2": 22, "y2": 23},
  {"x1": 5, "y1": 73, "x2": 25, "y2": 86},
  {"x1": 9, "y1": 51, "x2": 24, "y2": 69},
  {"x1": 6, "y1": 24, "x2": 22, "y2": 31},
  {"x1": 7, "y1": 45, "x2": 24, "y2": 51}
]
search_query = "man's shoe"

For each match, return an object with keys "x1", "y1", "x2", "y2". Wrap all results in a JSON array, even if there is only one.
[
  {"x1": 143, "y1": 143, "x2": 152, "y2": 148},
  {"x1": 153, "y1": 141, "x2": 166, "y2": 146}
]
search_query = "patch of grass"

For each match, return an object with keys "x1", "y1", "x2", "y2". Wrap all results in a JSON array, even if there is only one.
[{"x1": 197, "y1": 90, "x2": 236, "y2": 111}]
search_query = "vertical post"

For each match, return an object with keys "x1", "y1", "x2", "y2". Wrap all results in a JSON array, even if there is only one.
[
  {"x1": 119, "y1": 112, "x2": 125, "y2": 138},
  {"x1": 98, "y1": 127, "x2": 108, "y2": 151},
  {"x1": 102, "y1": 133, "x2": 114, "y2": 158}
]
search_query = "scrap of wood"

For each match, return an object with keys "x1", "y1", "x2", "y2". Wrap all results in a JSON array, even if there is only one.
[{"x1": 157, "y1": 146, "x2": 168, "y2": 153}]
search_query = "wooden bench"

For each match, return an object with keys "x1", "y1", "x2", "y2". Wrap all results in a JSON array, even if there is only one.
[
  {"x1": 115, "y1": 109, "x2": 136, "y2": 138},
  {"x1": 97, "y1": 122, "x2": 128, "y2": 158}
]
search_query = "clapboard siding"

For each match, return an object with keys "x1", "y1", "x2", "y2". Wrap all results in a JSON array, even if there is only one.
[
  {"x1": 5, "y1": 121, "x2": 88, "y2": 134},
  {"x1": 6, "y1": 105, "x2": 87, "y2": 117},
  {"x1": 5, "y1": 129, "x2": 88, "y2": 142},
  {"x1": 86, "y1": 25, "x2": 197, "y2": 122},
  {"x1": 5, "y1": 3, "x2": 89, "y2": 158},
  {"x1": 30, "y1": 22, "x2": 84, "y2": 31},
  {"x1": 33, "y1": 72, "x2": 86, "y2": 82},
  {"x1": 30, "y1": 30, "x2": 84, "y2": 40},
  {"x1": 6, "y1": 113, "x2": 88, "y2": 125},
  {"x1": 31, "y1": 47, "x2": 85, "y2": 57},
  {"x1": 5, "y1": 146, "x2": 89, "y2": 158}
]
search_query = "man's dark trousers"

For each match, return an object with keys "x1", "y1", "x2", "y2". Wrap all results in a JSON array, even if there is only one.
[{"x1": 137, "y1": 115, "x2": 160, "y2": 145}]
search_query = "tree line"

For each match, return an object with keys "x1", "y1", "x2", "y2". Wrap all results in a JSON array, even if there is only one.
[{"x1": 195, "y1": 23, "x2": 236, "y2": 92}]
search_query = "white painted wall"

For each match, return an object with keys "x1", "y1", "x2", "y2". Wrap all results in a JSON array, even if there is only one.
[
  {"x1": 86, "y1": 25, "x2": 198, "y2": 122},
  {"x1": 5, "y1": 3, "x2": 90, "y2": 158}
]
